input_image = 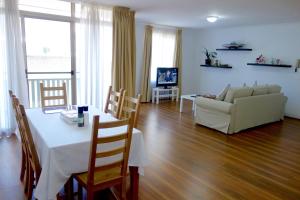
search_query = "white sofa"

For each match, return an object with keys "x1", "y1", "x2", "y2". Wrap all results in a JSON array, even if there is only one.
[{"x1": 194, "y1": 85, "x2": 287, "y2": 134}]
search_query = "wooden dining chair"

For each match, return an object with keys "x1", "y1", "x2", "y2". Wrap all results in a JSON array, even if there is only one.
[
  {"x1": 18, "y1": 104, "x2": 42, "y2": 200},
  {"x1": 11, "y1": 96, "x2": 28, "y2": 186},
  {"x1": 119, "y1": 94, "x2": 141, "y2": 128},
  {"x1": 73, "y1": 112, "x2": 135, "y2": 200},
  {"x1": 9, "y1": 90, "x2": 13, "y2": 98},
  {"x1": 40, "y1": 82, "x2": 67, "y2": 108},
  {"x1": 104, "y1": 86, "x2": 125, "y2": 118}
]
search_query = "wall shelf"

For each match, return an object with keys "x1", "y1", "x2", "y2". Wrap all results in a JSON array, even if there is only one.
[
  {"x1": 247, "y1": 63, "x2": 292, "y2": 68},
  {"x1": 216, "y1": 48, "x2": 252, "y2": 51},
  {"x1": 200, "y1": 64, "x2": 232, "y2": 69}
]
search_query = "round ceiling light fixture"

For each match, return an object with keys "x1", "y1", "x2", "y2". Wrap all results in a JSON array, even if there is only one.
[{"x1": 206, "y1": 16, "x2": 219, "y2": 23}]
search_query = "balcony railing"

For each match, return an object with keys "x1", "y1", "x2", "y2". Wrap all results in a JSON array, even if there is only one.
[{"x1": 28, "y1": 77, "x2": 72, "y2": 108}]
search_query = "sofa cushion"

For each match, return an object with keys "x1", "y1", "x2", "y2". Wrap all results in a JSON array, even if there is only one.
[
  {"x1": 268, "y1": 85, "x2": 281, "y2": 94},
  {"x1": 224, "y1": 87, "x2": 253, "y2": 103},
  {"x1": 252, "y1": 85, "x2": 269, "y2": 96},
  {"x1": 216, "y1": 84, "x2": 231, "y2": 101}
]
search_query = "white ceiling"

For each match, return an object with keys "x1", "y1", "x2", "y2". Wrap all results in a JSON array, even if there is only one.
[{"x1": 91, "y1": 0, "x2": 300, "y2": 29}]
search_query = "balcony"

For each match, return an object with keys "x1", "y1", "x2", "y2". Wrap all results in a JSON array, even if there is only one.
[{"x1": 27, "y1": 73, "x2": 73, "y2": 108}]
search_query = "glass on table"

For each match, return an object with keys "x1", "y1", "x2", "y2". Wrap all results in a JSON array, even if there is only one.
[{"x1": 66, "y1": 104, "x2": 77, "y2": 111}]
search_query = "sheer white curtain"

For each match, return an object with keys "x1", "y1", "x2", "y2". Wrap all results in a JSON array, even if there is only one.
[
  {"x1": 77, "y1": 4, "x2": 112, "y2": 110},
  {"x1": 0, "y1": 0, "x2": 28, "y2": 138},
  {"x1": 150, "y1": 28, "x2": 176, "y2": 82}
]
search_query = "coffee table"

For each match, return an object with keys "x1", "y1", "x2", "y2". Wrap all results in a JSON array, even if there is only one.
[
  {"x1": 180, "y1": 94, "x2": 197, "y2": 115},
  {"x1": 180, "y1": 94, "x2": 216, "y2": 116}
]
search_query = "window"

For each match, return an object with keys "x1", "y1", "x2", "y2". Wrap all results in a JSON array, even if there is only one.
[
  {"x1": 151, "y1": 28, "x2": 176, "y2": 82},
  {"x1": 19, "y1": 1, "x2": 113, "y2": 108},
  {"x1": 25, "y1": 18, "x2": 71, "y2": 76}
]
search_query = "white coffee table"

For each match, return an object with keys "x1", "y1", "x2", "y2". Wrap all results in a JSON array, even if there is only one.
[
  {"x1": 180, "y1": 94, "x2": 197, "y2": 115},
  {"x1": 180, "y1": 94, "x2": 217, "y2": 115}
]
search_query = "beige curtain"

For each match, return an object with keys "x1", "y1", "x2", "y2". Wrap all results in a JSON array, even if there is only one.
[
  {"x1": 174, "y1": 29, "x2": 182, "y2": 95},
  {"x1": 112, "y1": 6, "x2": 136, "y2": 97},
  {"x1": 140, "y1": 25, "x2": 153, "y2": 102}
]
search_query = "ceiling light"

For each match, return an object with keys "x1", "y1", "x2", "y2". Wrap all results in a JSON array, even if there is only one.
[{"x1": 206, "y1": 16, "x2": 219, "y2": 23}]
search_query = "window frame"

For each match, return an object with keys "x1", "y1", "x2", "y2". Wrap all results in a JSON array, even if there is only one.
[
  {"x1": 19, "y1": 2, "x2": 113, "y2": 105},
  {"x1": 20, "y1": 3, "x2": 77, "y2": 103}
]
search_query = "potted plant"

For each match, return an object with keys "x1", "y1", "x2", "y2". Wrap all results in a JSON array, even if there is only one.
[{"x1": 204, "y1": 48, "x2": 217, "y2": 65}]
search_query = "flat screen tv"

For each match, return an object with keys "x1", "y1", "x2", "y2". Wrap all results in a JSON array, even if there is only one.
[{"x1": 156, "y1": 67, "x2": 178, "y2": 88}]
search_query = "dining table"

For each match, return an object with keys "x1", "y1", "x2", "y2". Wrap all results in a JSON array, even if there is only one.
[{"x1": 26, "y1": 106, "x2": 148, "y2": 200}]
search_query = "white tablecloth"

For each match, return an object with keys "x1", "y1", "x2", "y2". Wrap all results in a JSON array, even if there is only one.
[{"x1": 26, "y1": 107, "x2": 148, "y2": 200}]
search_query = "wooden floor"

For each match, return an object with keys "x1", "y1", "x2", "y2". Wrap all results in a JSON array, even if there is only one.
[{"x1": 1, "y1": 100, "x2": 300, "y2": 200}]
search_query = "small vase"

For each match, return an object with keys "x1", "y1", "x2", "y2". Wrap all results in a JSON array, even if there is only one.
[{"x1": 205, "y1": 59, "x2": 211, "y2": 65}]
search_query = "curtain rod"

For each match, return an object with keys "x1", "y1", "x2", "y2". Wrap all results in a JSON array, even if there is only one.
[{"x1": 136, "y1": 20, "x2": 181, "y2": 30}]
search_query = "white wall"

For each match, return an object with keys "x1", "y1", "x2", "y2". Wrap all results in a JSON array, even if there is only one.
[
  {"x1": 181, "y1": 28, "x2": 199, "y2": 94},
  {"x1": 191, "y1": 22, "x2": 300, "y2": 118}
]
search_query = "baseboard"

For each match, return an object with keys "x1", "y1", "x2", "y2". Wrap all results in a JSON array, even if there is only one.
[{"x1": 284, "y1": 113, "x2": 300, "y2": 120}]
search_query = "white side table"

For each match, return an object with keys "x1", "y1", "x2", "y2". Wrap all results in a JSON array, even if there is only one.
[
  {"x1": 152, "y1": 87, "x2": 179, "y2": 104},
  {"x1": 180, "y1": 94, "x2": 217, "y2": 115},
  {"x1": 180, "y1": 94, "x2": 197, "y2": 116}
]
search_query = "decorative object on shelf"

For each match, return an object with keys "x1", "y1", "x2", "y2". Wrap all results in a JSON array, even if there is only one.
[
  {"x1": 256, "y1": 54, "x2": 266, "y2": 64},
  {"x1": 247, "y1": 63, "x2": 292, "y2": 68},
  {"x1": 251, "y1": 55, "x2": 291, "y2": 68},
  {"x1": 200, "y1": 64, "x2": 232, "y2": 69},
  {"x1": 271, "y1": 58, "x2": 276, "y2": 64},
  {"x1": 215, "y1": 59, "x2": 219, "y2": 66},
  {"x1": 295, "y1": 59, "x2": 300, "y2": 72},
  {"x1": 223, "y1": 42, "x2": 245, "y2": 49},
  {"x1": 271, "y1": 58, "x2": 281, "y2": 65},
  {"x1": 203, "y1": 48, "x2": 217, "y2": 65}
]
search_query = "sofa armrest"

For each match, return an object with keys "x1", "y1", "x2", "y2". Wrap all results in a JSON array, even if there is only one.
[{"x1": 195, "y1": 97, "x2": 233, "y2": 114}]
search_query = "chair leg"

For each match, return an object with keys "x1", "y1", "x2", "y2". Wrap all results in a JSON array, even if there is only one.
[
  {"x1": 20, "y1": 149, "x2": 26, "y2": 182},
  {"x1": 121, "y1": 180, "x2": 126, "y2": 200},
  {"x1": 24, "y1": 159, "x2": 30, "y2": 196},
  {"x1": 78, "y1": 184, "x2": 83, "y2": 200},
  {"x1": 87, "y1": 190, "x2": 94, "y2": 200},
  {"x1": 64, "y1": 178, "x2": 73, "y2": 200},
  {"x1": 27, "y1": 167, "x2": 34, "y2": 200}
]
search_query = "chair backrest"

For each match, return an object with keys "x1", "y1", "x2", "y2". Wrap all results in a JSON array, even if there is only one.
[
  {"x1": 10, "y1": 92, "x2": 17, "y2": 112},
  {"x1": 87, "y1": 112, "x2": 135, "y2": 186},
  {"x1": 12, "y1": 97, "x2": 30, "y2": 174},
  {"x1": 104, "y1": 86, "x2": 125, "y2": 118},
  {"x1": 40, "y1": 82, "x2": 67, "y2": 108},
  {"x1": 9, "y1": 92, "x2": 22, "y2": 138},
  {"x1": 119, "y1": 94, "x2": 141, "y2": 128},
  {"x1": 12, "y1": 97, "x2": 23, "y2": 135},
  {"x1": 18, "y1": 104, "x2": 42, "y2": 181},
  {"x1": 9, "y1": 90, "x2": 13, "y2": 98},
  {"x1": 9, "y1": 90, "x2": 18, "y2": 114}
]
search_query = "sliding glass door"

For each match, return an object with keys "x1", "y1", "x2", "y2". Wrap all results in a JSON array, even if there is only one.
[
  {"x1": 22, "y1": 17, "x2": 76, "y2": 108},
  {"x1": 19, "y1": 1, "x2": 113, "y2": 108}
]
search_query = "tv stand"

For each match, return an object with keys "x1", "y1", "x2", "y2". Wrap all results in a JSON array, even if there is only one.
[{"x1": 152, "y1": 87, "x2": 179, "y2": 104}]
